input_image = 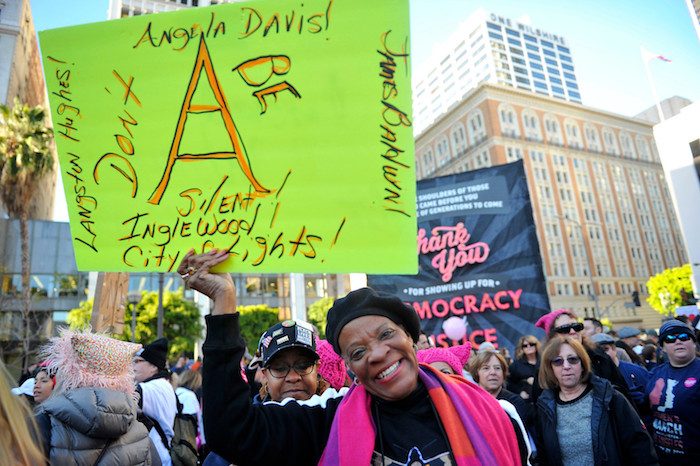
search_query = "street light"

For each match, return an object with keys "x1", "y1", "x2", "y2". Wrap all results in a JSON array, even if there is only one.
[{"x1": 557, "y1": 215, "x2": 600, "y2": 319}]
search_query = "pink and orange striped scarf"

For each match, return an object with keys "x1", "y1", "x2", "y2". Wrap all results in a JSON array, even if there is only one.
[{"x1": 319, "y1": 363, "x2": 521, "y2": 466}]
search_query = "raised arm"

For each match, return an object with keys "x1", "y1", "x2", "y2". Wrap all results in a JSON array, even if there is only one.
[{"x1": 179, "y1": 250, "x2": 339, "y2": 465}]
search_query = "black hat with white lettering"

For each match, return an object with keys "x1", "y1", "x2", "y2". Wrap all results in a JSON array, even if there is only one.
[
  {"x1": 325, "y1": 287, "x2": 421, "y2": 355},
  {"x1": 260, "y1": 320, "x2": 318, "y2": 367}
]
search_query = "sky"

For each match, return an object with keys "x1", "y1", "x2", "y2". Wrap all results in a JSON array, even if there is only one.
[{"x1": 29, "y1": 0, "x2": 700, "y2": 221}]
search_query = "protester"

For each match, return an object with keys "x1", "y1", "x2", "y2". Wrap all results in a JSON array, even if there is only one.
[
  {"x1": 1, "y1": 359, "x2": 45, "y2": 466},
  {"x1": 416, "y1": 330, "x2": 433, "y2": 350},
  {"x1": 181, "y1": 249, "x2": 521, "y2": 466},
  {"x1": 591, "y1": 333, "x2": 649, "y2": 409},
  {"x1": 642, "y1": 343, "x2": 659, "y2": 371},
  {"x1": 534, "y1": 309, "x2": 630, "y2": 401},
  {"x1": 35, "y1": 329, "x2": 154, "y2": 464},
  {"x1": 645, "y1": 319, "x2": 700, "y2": 465},
  {"x1": 618, "y1": 326, "x2": 642, "y2": 349},
  {"x1": 134, "y1": 337, "x2": 178, "y2": 466},
  {"x1": 203, "y1": 325, "x2": 347, "y2": 466},
  {"x1": 32, "y1": 365, "x2": 55, "y2": 405},
  {"x1": 508, "y1": 335, "x2": 540, "y2": 401},
  {"x1": 256, "y1": 320, "x2": 329, "y2": 402},
  {"x1": 416, "y1": 343, "x2": 471, "y2": 375},
  {"x1": 469, "y1": 350, "x2": 532, "y2": 428},
  {"x1": 583, "y1": 317, "x2": 604, "y2": 337},
  {"x1": 534, "y1": 337, "x2": 658, "y2": 465}
]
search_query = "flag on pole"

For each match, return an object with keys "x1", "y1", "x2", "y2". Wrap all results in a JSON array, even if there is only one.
[{"x1": 641, "y1": 46, "x2": 672, "y2": 63}]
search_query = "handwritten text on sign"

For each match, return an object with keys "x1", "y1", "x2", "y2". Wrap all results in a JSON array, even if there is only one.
[{"x1": 40, "y1": 0, "x2": 416, "y2": 273}]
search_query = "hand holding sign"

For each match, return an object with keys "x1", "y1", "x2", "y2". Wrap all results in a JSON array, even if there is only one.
[{"x1": 177, "y1": 248, "x2": 236, "y2": 315}]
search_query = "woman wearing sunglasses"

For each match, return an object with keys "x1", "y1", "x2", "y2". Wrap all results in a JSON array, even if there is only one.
[
  {"x1": 534, "y1": 309, "x2": 630, "y2": 404},
  {"x1": 508, "y1": 336, "x2": 540, "y2": 402},
  {"x1": 645, "y1": 319, "x2": 700, "y2": 465},
  {"x1": 534, "y1": 337, "x2": 657, "y2": 466}
]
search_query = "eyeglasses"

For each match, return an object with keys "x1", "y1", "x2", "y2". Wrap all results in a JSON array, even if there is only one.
[
  {"x1": 662, "y1": 333, "x2": 692, "y2": 344},
  {"x1": 522, "y1": 342, "x2": 537, "y2": 348},
  {"x1": 266, "y1": 361, "x2": 316, "y2": 379},
  {"x1": 551, "y1": 356, "x2": 581, "y2": 367},
  {"x1": 553, "y1": 322, "x2": 584, "y2": 334}
]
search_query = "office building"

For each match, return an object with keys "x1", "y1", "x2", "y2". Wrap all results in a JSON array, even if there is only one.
[
  {"x1": 415, "y1": 82, "x2": 686, "y2": 329},
  {"x1": 634, "y1": 95, "x2": 692, "y2": 124},
  {"x1": 413, "y1": 9, "x2": 582, "y2": 135},
  {"x1": 0, "y1": 0, "x2": 57, "y2": 220}
]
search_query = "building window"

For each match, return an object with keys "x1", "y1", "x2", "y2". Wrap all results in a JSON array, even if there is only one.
[
  {"x1": 506, "y1": 146, "x2": 523, "y2": 162},
  {"x1": 488, "y1": 31, "x2": 504, "y2": 41},
  {"x1": 602, "y1": 128, "x2": 620, "y2": 155},
  {"x1": 498, "y1": 103, "x2": 520, "y2": 137},
  {"x1": 564, "y1": 118, "x2": 582, "y2": 148},
  {"x1": 522, "y1": 109, "x2": 542, "y2": 141},
  {"x1": 468, "y1": 109, "x2": 486, "y2": 144},
  {"x1": 620, "y1": 132, "x2": 635, "y2": 158},
  {"x1": 584, "y1": 123, "x2": 601, "y2": 152},
  {"x1": 636, "y1": 135, "x2": 651, "y2": 161},
  {"x1": 544, "y1": 113, "x2": 562, "y2": 144},
  {"x1": 436, "y1": 137, "x2": 450, "y2": 166},
  {"x1": 451, "y1": 124, "x2": 468, "y2": 154}
]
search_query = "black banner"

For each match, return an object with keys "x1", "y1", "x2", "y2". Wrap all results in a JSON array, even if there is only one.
[{"x1": 368, "y1": 160, "x2": 550, "y2": 354}]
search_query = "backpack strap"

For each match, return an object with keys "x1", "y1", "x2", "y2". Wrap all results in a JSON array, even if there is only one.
[{"x1": 150, "y1": 415, "x2": 171, "y2": 451}]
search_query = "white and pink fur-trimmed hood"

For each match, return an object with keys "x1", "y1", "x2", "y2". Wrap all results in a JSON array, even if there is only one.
[{"x1": 41, "y1": 328, "x2": 142, "y2": 397}]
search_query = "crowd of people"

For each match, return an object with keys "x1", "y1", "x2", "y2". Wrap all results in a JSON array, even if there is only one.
[{"x1": 0, "y1": 249, "x2": 698, "y2": 465}]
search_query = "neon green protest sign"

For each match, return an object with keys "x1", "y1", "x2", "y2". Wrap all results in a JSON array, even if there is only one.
[{"x1": 39, "y1": 0, "x2": 416, "y2": 273}]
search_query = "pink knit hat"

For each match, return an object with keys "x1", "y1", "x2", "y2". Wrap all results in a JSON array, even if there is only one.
[
  {"x1": 316, "y1": 338, "x2": 349, "y2": 390},
  {"x1": 41, "y1": 328, "x2": 142, "y2": 396},
  {"x1": 535, "y1": 309, "x2": 576, "y2": 335},
  {"x1": 417, "y1": 343, "x2": 472, "y2": 375}
]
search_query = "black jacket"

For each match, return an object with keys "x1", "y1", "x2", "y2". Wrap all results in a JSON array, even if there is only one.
[
  {"x1": 533, "y1": 375, "x2": 658, "y2": 466},
  {"x1": 507, "y1": 358, "x2": 539, "y2": 401}
]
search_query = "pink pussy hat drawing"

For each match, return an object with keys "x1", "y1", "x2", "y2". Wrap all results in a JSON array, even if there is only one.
[
  {"x1": 41, "y1": 328, "x2": 142, "y2": 396},
  {"x1": 417, "y1": 343, "x2": 472, "y2": 375},
  {"x1": 535, "y1": 309, "x2": 575, "y2": 335}
]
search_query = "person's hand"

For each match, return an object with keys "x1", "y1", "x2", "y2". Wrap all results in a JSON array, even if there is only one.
[
  {"x1": 520, "y1": 391, "x2": 530, "y2": 400},
  {"x1": 526, "y1": 376, "x2": 534, "y2": 385},
  {"x1": 177, "y1": 249, "x2": 237, "y2": 315}
]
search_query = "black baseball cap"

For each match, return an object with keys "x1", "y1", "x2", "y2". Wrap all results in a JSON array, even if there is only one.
[{"x1": 260, "y1": 320, "x2": 318, "y2": 366}]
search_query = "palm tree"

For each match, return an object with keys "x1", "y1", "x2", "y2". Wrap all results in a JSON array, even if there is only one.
[{"x1": 0, "y1": 98, "x2": 54, "y2": 371}]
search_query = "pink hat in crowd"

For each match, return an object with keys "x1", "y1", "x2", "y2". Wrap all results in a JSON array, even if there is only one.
[
  {"x1": 417, "y1": 343, "x2": 472, "y2": 375},
  {"x1": 41, "y1": 328, "x2": 142, "y2": 396},
  {"x1": 316, "y1": 338, "x2": 349, "y2": 390},
  {"x1": 535, "y1": 309, "x2": 576, "y2": 335}
]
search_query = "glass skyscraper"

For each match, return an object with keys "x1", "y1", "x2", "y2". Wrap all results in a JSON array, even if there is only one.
[{"x1": 413, "y1": 9, "x2": 582, "y2": 135}]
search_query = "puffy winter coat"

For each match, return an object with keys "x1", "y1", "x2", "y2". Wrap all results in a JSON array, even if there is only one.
[
  {"x1": 533, "y1": 375, "x2": 657, "y2": 466},
  {"x1": 36, "y1": 387, "x2": 153, "y2": 465}
]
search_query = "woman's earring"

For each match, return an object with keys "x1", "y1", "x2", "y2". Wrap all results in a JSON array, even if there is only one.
[{"x1": 353, "y1": 377, "x2": 361, "y2": 385}]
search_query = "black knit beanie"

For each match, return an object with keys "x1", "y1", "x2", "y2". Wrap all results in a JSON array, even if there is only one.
[
  {"x1": 325, "y1": 287, "x2": 420, "y2": 355},
  {"x1": 139, "y1": 337, "x2": 169, "y2": 370}
]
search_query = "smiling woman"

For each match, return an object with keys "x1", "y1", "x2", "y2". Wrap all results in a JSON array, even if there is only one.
[{"x1": 181, "y1": 249, "x2": 523, "y2": 466}]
